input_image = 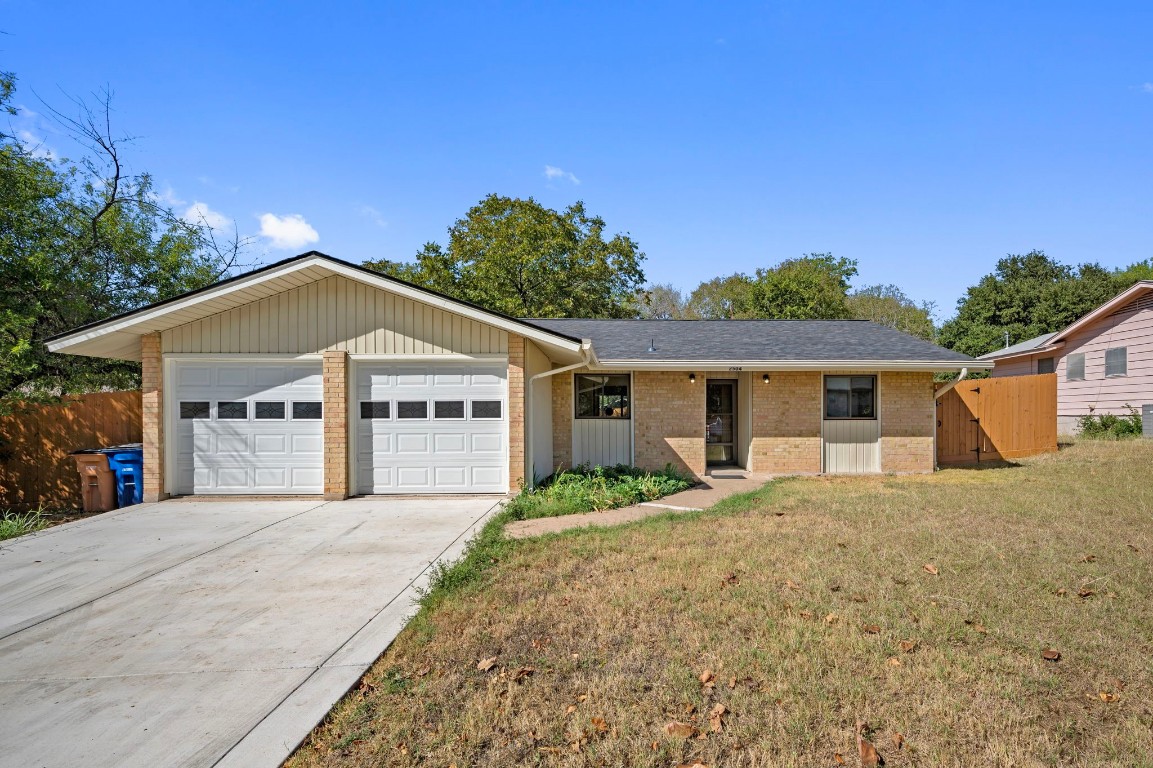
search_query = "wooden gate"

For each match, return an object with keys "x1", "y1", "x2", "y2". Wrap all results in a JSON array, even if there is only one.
[
  {"x1": 0, "y1": 391, "x2": 142, "y2": 510},
  {"x1": 936, "y1": 374, "x2": 1057, "y2": 465}
]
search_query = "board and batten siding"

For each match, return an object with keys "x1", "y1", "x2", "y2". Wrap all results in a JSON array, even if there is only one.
[
  {"x1": 572, "y1": 419, "x2": 632, "y2": 467},
  {"x1": 161, "y1": 275, "x2": 508, "y2": 356}
]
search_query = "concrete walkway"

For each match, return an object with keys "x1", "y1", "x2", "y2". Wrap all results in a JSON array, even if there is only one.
[
  {"x1": 505, "y1": 469, "x2": 772, "y2": 538},
  {"x1": 0, "y1": 496, "x2": 499, "y2": 768}
]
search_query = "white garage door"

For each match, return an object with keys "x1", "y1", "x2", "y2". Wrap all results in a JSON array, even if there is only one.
[
  {"x1": 356, "y1": 363, "x2": 508, "y2": 494},
  {"x1": 173, "y1": 361, "x2": 324, "y2": 494}
]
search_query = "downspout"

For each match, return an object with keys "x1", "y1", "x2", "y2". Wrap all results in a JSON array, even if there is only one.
[
  {"x1": 933, "y1": 368, "x2": 967, "y2": 472},
  {"x1": 524, "y1": 340, "x2": 593, "y2": 489}
]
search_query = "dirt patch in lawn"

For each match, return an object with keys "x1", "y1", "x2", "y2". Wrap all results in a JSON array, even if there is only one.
[{"x1": 288, "y1": 441, "x2": 1153, "y2": 767}]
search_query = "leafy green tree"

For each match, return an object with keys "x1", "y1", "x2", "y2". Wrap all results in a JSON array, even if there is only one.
[
  {"x1": 639, "y1": 283, "x2": 691, "y2": 319},
  {"x1": 365, "y1": 195, "x2": 645, "y2": 318},
  {"x1": 685, "y1": 274, "x2": 752, "y2": 319},
  {"x1": 0, "y1": 79, "x2": 244, "y2": 413},
  {"x1": 847, "y1": 284, "x2": 936, "y2": 340},
  {"x1": 743, "y1": 253, "x2": 858, "y2": 319},
  {"x1": 1114, "y1": 259, "x2": 1153, "y2": 286},
  {"x1": 939, "y1": 251, "x2": 1121, "y2": 357}
]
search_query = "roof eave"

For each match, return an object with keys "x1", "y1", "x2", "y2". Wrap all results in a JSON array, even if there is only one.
[{"x1": 591, "y1": 359, "x2": 989, "y2": 372}]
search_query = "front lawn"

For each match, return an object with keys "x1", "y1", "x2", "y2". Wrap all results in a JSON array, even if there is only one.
[{"x1": 289, "y1": 441, "x2": 1153, "y2": 767}]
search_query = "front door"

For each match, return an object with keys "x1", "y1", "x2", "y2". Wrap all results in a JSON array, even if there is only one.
[{"x1": 706, "y1": 380, "x2": 736, "y2": 466}]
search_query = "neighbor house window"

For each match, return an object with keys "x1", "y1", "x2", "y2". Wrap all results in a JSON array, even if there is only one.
[
  {"x1": 1105, "y1": 347, "x2": 1128, "y2": 377},
  {"x1": 824, "y1": 376, "x2": 876, "y2": 420},
  {"x1": 1037, "y1": 357, "x2": 1055, "y2": 374},
  {"x1": 1066, "y1": 353, "x2": 1085, "y2": 381},
  {"x1": 575, "y1": 374, "x2": 630, "y2": 419}
]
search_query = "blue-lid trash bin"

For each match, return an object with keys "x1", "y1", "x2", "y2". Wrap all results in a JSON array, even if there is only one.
[{"x1": 99, "y1": 443, "x2": 144, "y2": 507}]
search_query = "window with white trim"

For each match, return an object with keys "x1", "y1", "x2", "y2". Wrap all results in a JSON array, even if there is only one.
[
  {"x1": 1105, "y1": 347, "x2": 1127, "y2": 377},
  {"x1": 575, "y1": 374, "x2": 630, "y2": 419},
  {"x1": 824, "y1": 376, "x2": 876, "y2": 420}
]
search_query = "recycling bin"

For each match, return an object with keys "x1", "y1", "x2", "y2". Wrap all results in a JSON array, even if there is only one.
[
  {"x1": 71, "y1": 452, "x2": 117, "y2": 513},
  {"x1": 100, "y1": 444, "x2": 144, "y2": 507}
]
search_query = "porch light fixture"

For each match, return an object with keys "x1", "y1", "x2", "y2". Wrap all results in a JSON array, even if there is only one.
[
  {"x1": 762, "y1": 374, "x2": 770, "y2": 384},
  {"x1": 688, "y1": 373, "x2": 696, "y2": 384}
]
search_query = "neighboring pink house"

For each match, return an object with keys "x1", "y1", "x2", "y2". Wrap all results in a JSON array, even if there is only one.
[{"x1": 979, "y1": 281, "x2": 1153, "y2": 433}]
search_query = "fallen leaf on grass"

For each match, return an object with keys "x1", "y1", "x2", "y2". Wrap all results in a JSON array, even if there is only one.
[
  {"x1": 1042, "y1": 648, "x2": 1061, "y2": 662},
  {"x1": 785, "y1": 579, "x2": 802, "y2": 590},
  {"x1": 923, "y1": 563, "x2": 939, "y2": 576},
  {"x1": 1097, "y1": 691, "x2": 1120, "y2": 703},
  {"x1": 663, "y1": 721, "x2": 697, "y2": 738},
  {"x1": 887, "y1": 657, "x2": 902, "y2": 667},
  {"x1": 1056, "y1": 588, "x2": 1067, "y2": 596},
  {"x1": 825, "y1": 613, "x2": 840, "y2": 624},
  {"x1": 538, "y1": 746, "x2": 563, "y2": 754},
  {"x1": 892, "y1": 732, "x2": 905, "y2": 750},
  {"x1": 676, "y1": 763, "x2": 711, "y2": 768},
  {"x1": 833, "y1": 753, "x2": 846, "y2": 765},
  {"x1": 1077, "y1": 587, "x2": 1096, "y2": 599},
  {"x1": 898, "y1": 639, "x2": 916, "y2": 653},
  {"x1": 708, "y1": 703, "x2": 727, "y2": 732},
  {"x1": 591, "y1": 716, "x2": 609, "y2": 733},
  {"x1": 721, "y1": 573, "x2": 740, "y2": 587},
  {"x1": 862, "y1": 624, "x2": 881, "y2": 634},
  {"x1": 414, "y1": 665, "x2": 431, "y2": 677},
  {"x1": 476, "y1": 657, "x2": 497, "y2": 672},
  {"x1": 728, "y1": 676, "x2": 737, "y2": 689},
  {"x1": 851, "y1": 594, "x2": 869, "y2": 603},
  {"x1": 511, "y1": 666, "x2": 535, "y2": 681},
  {"x1": 565, "y1": 705, "x2": 576, "y2": 715},
  {"x1": 1080, "y1": 554, "x2": 1096, "y2": 563},
  {"x1": 799, "y1": 610, "x2": 814, "y2": 619},
  {"x1": 699, "y1": 669, "x2": 716, "y2": 687},
  {"x1": 1127, "y1": 544, "x2": 1140, "y2": 553}
]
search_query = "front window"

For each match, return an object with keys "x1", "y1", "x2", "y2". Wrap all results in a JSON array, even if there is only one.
[
  {"x1": 825, "y1": 376, "x2": 876, "y2": 420},
  {"x1": 1037, "y1": 357, "x2": 1055, "y2": 375},
  {"x1": 575, "y1": 374, "x2": 630, "y2": 419},
  {"x1": 1066, "y1": 353, "x2": 1085, "y2": 381}
]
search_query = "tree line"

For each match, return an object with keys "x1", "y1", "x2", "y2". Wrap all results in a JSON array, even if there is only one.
[{"x1": 3, "y1": 64, "x2": 1149, "y2": 411}]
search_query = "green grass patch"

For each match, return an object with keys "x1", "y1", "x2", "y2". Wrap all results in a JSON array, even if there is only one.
[
  {"x1": 505, "y1": 464, "x2": 693, "y2": 522},
  {"x1": 0, "y1": 506, "x2": 50, "y2": 542}
]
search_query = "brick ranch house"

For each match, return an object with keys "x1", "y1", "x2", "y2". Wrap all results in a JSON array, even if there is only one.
[
  {"x1": 978, "y1": 280, "x2": 1153, "y2": 434},
  {"x1": 48, "y1": 252, "x2": 988, "y2": 501}
]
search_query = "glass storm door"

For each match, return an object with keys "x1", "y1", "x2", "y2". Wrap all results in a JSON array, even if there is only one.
[{"x1": 706, "y1": 380, "x2": 736, "y2": 466}]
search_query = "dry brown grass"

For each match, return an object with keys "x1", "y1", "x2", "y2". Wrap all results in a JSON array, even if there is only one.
[{"x1": 288, "y1": 441, "x2": 1153, "y2": 768}]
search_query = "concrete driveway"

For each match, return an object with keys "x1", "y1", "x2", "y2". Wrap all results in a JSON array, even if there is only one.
[{"x1": 0, "y1": 496, "x2": 499, "y2": 768}]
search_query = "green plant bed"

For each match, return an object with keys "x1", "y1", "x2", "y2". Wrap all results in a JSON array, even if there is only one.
[
  {"x1": 1078, "y1": 406, "x2": 1143, "y2": 439},
  {"x1": 504, "y1": 464, "x2": 693, "y2": 522},
  {"x1": 0, "y1": 507, "x2": 51, "y2": 542}
]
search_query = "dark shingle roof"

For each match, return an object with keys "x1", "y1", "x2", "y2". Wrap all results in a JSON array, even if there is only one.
[{"x1": 522, "y1": 319, "x2": 978, "y2": 364}]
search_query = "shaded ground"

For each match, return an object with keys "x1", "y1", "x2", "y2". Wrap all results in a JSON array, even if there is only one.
[{"x1": 289, "y1": 441, "x2": 1153, "y2": 768}]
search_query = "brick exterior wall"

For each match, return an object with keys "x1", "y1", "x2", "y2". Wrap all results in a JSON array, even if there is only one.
[
  {"x1": 322, "y1": 350, "x2": 350, "y2": 499},
  {"x1": 879, "y1": 371, "x2": 936, "y2": 473},
  {"x1": 551, "y1": 368, "x2": 574, "y2": 470},
  {"x1": 633, "y1": 371, "x2": 705, "y2": 479},
  {"x1": 141, "y1": 332, "x2": 167, "y2": 502},
  {"x1": 748, "y1": 371, "x2": 822, "y2": 474},
  {"x1": 508, "y1": 333, "x2": 526, "y2": 490}
]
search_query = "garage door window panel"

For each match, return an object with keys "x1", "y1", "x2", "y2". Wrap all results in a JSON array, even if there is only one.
[
  {"x1": 471, "y1": 400, "x2": 502, "y2": 419},
  {"x1": 361, "y1": 401, "x2": 391, "y2": 419},
  {"x1": 434, "y1": 400, "x2": 465, "y2": 419},
  {"x1": 217, "y1": 402, "x2": 248, "y2": 420},
  {"x1": 180, "y1": 401, "x2": 210, "y2": 420},
  {"x1": 397, "y1": 401, "x2": 429, "y2": 419},
  {"x1": 292, "y1": 401, "x2": 323, "y2": 420},
  {"x1": 254, "y1": 401, "x2": 286, "y2": 420}
]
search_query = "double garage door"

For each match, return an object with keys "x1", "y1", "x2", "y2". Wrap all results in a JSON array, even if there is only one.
[{"x1": 172, "y1": 360, "x2": 508, "y2": 495}]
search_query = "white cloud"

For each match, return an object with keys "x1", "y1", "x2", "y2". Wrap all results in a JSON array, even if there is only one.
[
  {"x1": 357, "y1": 204, "x2": 388, "y2": 228},
  {"x1": 544, "y1": 164, "x2": 581, "y2": 185},
  {"x1": 183, "y1": 201, "x2": 230, "y2": 231},
  {"x1": 1143, "y1": 82, "x2": 1153, "y2": 93},
  {"x1": 258, "y1": 213, "x2": 319, "y2": 250},
  {"x1": 17, "y1": 130, "x2": 54, "y2": 160}
]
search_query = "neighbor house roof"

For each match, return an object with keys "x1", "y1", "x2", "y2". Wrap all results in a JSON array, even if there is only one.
[
  {"x1": 975, "y1": 280, "x2": 1153, "y2": 363},
  {"x1": 527, "y1": 319, "x2": 983, "y2": 371},
  {"x1": 977, "y1": 332, "x2": 1058, "y2": 361}
]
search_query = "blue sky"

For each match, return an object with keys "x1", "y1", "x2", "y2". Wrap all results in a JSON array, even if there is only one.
[{"x1": 4, "y1": 2, "x2": 1151, "y2": 321}]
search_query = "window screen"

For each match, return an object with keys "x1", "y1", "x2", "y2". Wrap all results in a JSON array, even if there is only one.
[
  {"x1": 254, "y1": 401, "x2": 286, "y2": 420},
  {"x1": 1066, "y1": 353, "x2": 1085, "y2": 381},
  {"x1": 1105, "y1": 347, "x2": 1127, "y2": 377},
  {"x1": 292, "y1": 401, "x2": 323, "y2": 420},
  {"x1": 434, "y1": 400, "x2": 465, "y2": 419},
  {"x1": 824, "y1": 376, "x2": 876, "y2": 419},
  {"x1": 471, "y1": 400, "x2": 502, "y2": 419},
  {"x1": 217, "y1": 401, "x2": 248, "y2": 420},
  {"x1": 575, "y1": 374, "x2": 631, "y2": 419},
  {"x1": 179, "y1": 401, "x2": 210, "y2": 419},
  {"x1": 397, "y1": 401, "x2": 428, "y2": 419},
  {"x1": 1037, "y1": 357, "x2": 1055, "y2": 375},
  {"x1": 360, "y1": 401, "x2": 390, "y2": 419}
]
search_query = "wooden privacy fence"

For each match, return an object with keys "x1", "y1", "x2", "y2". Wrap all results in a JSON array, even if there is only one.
[
  {"x1": 0, "y1": 391, "x2": 142, "y2": 510},
  {"x1": 936, "y1": 373, "x2": 1057, "y2": 465}
]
